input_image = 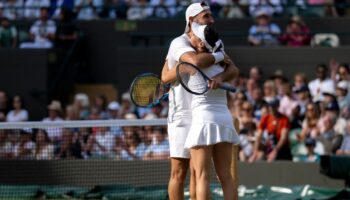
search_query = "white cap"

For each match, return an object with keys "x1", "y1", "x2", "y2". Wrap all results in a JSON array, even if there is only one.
[
  {"x1": 185, "y1": 2, "x2": 210, "y2": 33},
  {"x1": 108, "y1": 101, "x2": 120, "y2": 110},
  {"x1": 337, "y1": 80, "x2": 348, "y2": 90},
  {"x1": 191, "y1": 22, "x2": 207, "y2": 41},
  {"x1": 74, "y1": 93, "x2": 89, "y2": 107},
  {"x1": 143, "y1": 113, "x2": 157, "y2": 120},
  {"x1": 191, "y1": 22, "x2": 222, "y2": 52},
  {"x1": 322, "y1": 85, "x2": 336, "y2": 97},
  {"x1": 124, "y1": 113, "x2": 137, "y2": 119}
]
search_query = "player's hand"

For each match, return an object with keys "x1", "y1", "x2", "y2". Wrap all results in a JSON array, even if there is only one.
[{"x1": 209, "y1": 76, "x2": 224, "y2": 90}]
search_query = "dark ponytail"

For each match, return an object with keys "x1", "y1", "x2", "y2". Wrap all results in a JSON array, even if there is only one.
[{"x1": 204, "y1": 25, "x2": 222, "y2": 52}]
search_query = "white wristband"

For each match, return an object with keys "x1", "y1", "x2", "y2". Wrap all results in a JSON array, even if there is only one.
[{"x1": 212, "y1": 51, "x2": 224, "y2": 64}]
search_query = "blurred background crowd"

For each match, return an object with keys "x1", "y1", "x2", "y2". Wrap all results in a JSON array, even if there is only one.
[
  {"x1": 0, "y1": 1, "x2": 349, "y2": 48},
  {"x1": 1, "y1": 58, "x2": 350, "y2": 163}
]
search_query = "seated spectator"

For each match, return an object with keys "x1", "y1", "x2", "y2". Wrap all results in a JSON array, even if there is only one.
[
  {"x1": 251, "y1": 87, "x2": 268, "y2": 122},
  {"x1": 316, "y1": 114, "x2": 343, "y2": 155},
  {"x1": 90, "y1": 127, "x2": 115, "y2": 158},
  {"x1": 6, "y1": 95, "x2": 29, "y2": 122},
  {"x1": 323, "y1": 100, "x2": 347, "y2": 136},
  {"x1": 293, "y1": 85, "x2": 311, "y2": 118},
  {"x1": 0, "y1": 130, "x2": 12, "y2": 159},
  {"x1": 294, "y1": 137, "x2": 320, "y2": 162},
  {"x1": 17, "y1": 129, "x2": 35, "y2": 159},
  {"x1": 270, "y1": 69, "x2": 288, "y2": 99},
  {"x1": 245, "y1": 78, "x2": 258, "y2": 103},
  {"x1": 55, "y1": 8, "x2": 78, "y2": 50},
  {"x1": 43, "y1": 100, "x2": 64, "y2": 122},
  {"x1": 106, "y1": 101, "x2": 123, "y2": 137},
  {"x1": 88, "y1": 106, "x2": 101, "y2": 120},
  {"x1": 279, "y1": 16, "x2": 311, "y2": 47},
  {"x1": 263, "y1": 80, "x2": 278, "y2": 103},
  {"x1": 336, "y1": 80, "x2": 349, "y2": 115},
  {"x1": 0, "y1": 17, "x2": 17, "y2": 48},
  {"x1": 238, "y1": 101, "x2": 256, "y2": 161},
  {"x1": 42, "y1": 100, "x2": 64, "y2": 143},
  {"x1": 249, "y1": 66, "x2": 263, "y2": 84},
  {"x1": 119, "y1": 92, "x2": 137, "y2": 118},
  {"x1": 299, "y1": 102, "x2": 320, "y2": 140},
  {"x1": 65, "y1": 104, "x2": 80, "y2": 120},
  {"x1": 127, "y1": 0, "x2": 150, "y2": 20},
  {"x1": 20, "y1": 7, "x2": 56, "y2": 49},
  {"x1": 73, "y1": 93, "x2": 90, "y2": 120},
  {"x1": 249, "y1": 0, "x2": 283, "y2": 16},
  {"x1": 24, "y1": 0, "x2": 50, "y2": 19},
  {"x1": 293, "y1": 72, "x2": 308, "y2": 88},
  {"x1": 147, "y1": 0, "x2": 176, "y2": 18},
  {"x1": 278, "y1": 83, "x2": 299, "y2": 120},
  {"x1": 117, "y1": 127, "x2": 147, "y2": 160},
  {"x1": 250, "y1": 99, "x2": 292, "y2": 162},
  {"x1": 336, "y1": 120, "x2": 350, "y2": 155},
  {"x1": 248, "y1": 10, "x2": 281, "y2": 46},
  {"x1": 330, "y1": 60, "x2": 350, "y2": 86},
  {"x1": 220, "y1": 0, "x2": 245, "y2": 19},
  {"x1": 57, "y1": 128, "x2": 82, "y2": 159},
  {"x1": 143, "y1": 126, "x2": 169, "y2": 160},
  {"x1": 78, "y1": 127, "x2": 93, "y2": 159},
  {"x1": 33, "y1": 129, "x2": 54, "y2": 160},
  {"x1": 52, "y1": 0, "x2": 75, "y2": 19},
  {"x1": 0, "y1": 90, "x2": 9, "y2": 113},
  {"x1": 92, "y1": 94, "x2": 108, "y2": 119},
  {"x1": 2, "y1": 0, "x2": 23, "y2": 20},
  {"x1": 74, "y1": 0, "x2": 104, "y2": 20},
  {"x1": 308, "y1": 64, "x2": 335, "y2": 103}
]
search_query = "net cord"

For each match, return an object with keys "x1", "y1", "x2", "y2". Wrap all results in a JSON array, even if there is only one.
[{"x1": 0, "y1": 119, "x2": 167, "y2": 129}]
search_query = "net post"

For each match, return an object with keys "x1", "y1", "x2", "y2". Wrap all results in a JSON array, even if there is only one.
[{"x1": 232, "y1": 117, "x2": 240, "y2": 200}]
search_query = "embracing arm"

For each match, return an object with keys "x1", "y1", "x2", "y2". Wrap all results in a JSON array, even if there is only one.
[
  {"x1": 179, "y1": 51, "x2": 216, "y2": 69},
  {"x1": 209, "y1": 56, "x2": 239, "y2": 89},
  {"x1": 161, "y1": 60, "x2": 177, "y2": 84}
]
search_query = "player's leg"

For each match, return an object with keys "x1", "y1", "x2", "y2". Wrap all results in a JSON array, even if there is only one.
[
  {"x1": 190, "y1": 146, "x2": 213, "y2": 200},
  {"x1": 213, "y1": 142, "x2": 235, "y2": 200},
  {"x1": 189, "y1": 159, "x2": 196, "y2": 200},
  {"x1": 168, "y1": 158, "x2": 189, "y2": 200}
]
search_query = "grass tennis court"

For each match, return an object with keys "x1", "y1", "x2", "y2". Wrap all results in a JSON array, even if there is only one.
[{"x1": 0, "y1": 184, "x2": 346, "y2": 199}]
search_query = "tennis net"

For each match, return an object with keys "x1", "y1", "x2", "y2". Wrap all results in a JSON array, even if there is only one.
[{"x1": 0, "y1": 119, "x2": 190, "y2": 199}]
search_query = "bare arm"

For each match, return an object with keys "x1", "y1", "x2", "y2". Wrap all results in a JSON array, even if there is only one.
[
  {"x1": 179, "y1": 51, "x2": 215, "y2": 69},
  {"x1": 209, "y1": 56, "x2": 239, "y2": 89},
  {"x1": 249, "y1": 128, "x2": 263, "y2": 162},
  {"x1": 275, "y1": 128, "x2": 288, "y2": 151},
  {"x1": 161, "y1": 60, "x2": 177, "y2": 84}
]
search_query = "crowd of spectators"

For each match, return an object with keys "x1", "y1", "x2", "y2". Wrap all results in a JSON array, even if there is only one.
[
  {"x1": 0, "y1": 1, "x2": 346, "y2": 49},
  {"x1": 1, "y1": 59, "x2": 350, "y2": 162},
  {"x1": 0, "y1": 90, "x2": 170, "y2": 160},
  {"x1": 230, "y1": 59, "x2": 350, "y2": 163},
  {"x1": 0, "y1": 0, "x2": 349, "y2": 21}
]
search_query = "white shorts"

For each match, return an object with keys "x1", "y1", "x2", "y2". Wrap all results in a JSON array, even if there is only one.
[{"x1": 168, "y1": 120, "x2": 191, "y2": 159}]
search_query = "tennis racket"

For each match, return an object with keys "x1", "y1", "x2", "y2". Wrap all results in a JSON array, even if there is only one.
[
  {"x1": 130, "y1": 73, "x2": 169, "y2": 107},
  {"x1": 176, "y1": 62, "x2": 236, "y2": 95}
]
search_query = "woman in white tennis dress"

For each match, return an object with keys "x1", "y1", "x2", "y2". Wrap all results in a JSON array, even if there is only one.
[{"x1": 185, "y1": 23, "x2": 240, "y2": 200}]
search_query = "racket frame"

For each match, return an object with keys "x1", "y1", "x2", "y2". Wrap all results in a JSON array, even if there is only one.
[{"x1": 130, "y1": 73, "x2": 169, "y2": 108}]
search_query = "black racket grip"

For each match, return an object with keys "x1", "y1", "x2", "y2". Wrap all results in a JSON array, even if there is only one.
[{"x1": 219, "y1": 83, "x2": 236, "y2": 93}]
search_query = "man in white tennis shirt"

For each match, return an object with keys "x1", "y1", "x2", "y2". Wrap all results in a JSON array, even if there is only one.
[{"x1": 161, "y1": 2, "x2": 237, "y2": 200}]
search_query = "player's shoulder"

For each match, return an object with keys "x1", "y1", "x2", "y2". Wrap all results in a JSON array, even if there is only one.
[{"x1": 169, "y1": 34, "x2": 189, "y2": 46}]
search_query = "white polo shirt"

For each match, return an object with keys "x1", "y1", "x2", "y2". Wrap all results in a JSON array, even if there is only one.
[{"x1": 166, "y1": 34, "x2": 195, "y2": 125}]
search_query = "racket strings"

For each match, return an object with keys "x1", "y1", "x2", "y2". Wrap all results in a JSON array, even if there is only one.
[
  {"x1": 178, "y1": 64, "x2": 208, "y2": 94},
  {"x1": 131, "y1": 76, "x2": 163, "y2": 106}
]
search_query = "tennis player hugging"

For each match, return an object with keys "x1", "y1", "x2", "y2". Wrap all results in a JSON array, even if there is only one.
[{"x1": 185, "y1": 23, "x2": 240, "y2": 200}]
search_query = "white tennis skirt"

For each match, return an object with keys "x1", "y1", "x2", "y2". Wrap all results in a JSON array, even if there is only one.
[{"x1": 184, "y1": 122, "x2": 240, "y2": 149}]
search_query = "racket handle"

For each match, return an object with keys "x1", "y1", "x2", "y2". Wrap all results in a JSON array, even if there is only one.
[{"x1": 219, "y1": 83, "x2": 236, "y2": 93}]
